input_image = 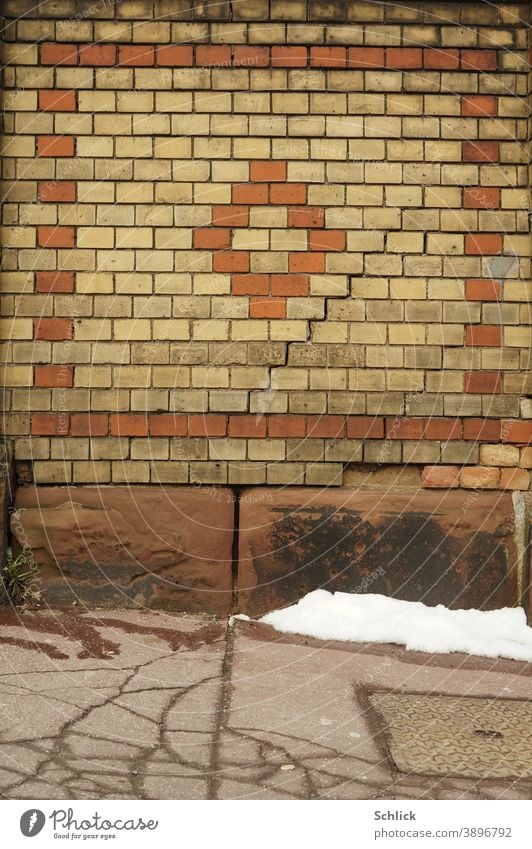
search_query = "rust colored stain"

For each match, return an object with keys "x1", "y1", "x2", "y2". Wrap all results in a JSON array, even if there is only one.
[
  {"x1": 0, "y1": 610, "x2": 225, "y2": 660},
  {"x1": 0, "y1": 634, "x2": 68, "y2": 660}
]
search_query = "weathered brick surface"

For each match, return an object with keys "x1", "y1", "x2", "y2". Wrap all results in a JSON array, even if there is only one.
[{"x1": 1, "y1": 0, "x2": 530, "y2": 489}]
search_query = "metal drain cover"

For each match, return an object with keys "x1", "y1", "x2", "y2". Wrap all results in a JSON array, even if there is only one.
[{"x1": 369, "y1": 692, "x2": 532, "y2": 780}]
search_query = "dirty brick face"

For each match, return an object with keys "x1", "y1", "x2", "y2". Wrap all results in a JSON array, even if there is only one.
[{"x1": 1, "y1": 0, "x2": 531, "y2": 489}]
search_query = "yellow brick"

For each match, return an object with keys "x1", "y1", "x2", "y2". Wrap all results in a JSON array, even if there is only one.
[
  {"x1": 4, "y1": 365, "x2": 32, "y2": 386},
  {"x1": 114, "y1": 320, "x2": 151, "y2": 341},
  {"x1": 78, "y1": 91, "x2": 116, "y2": 112},
  {"x1": 231, "y1": 320, "x2": 269, "y2": 341},
  {"x1": 233, "y1": 137, "x2": 271, "y2": 159},
  {"x1": 118, "y1": 91, "x2": 157, "y2": 112},
  {"x1": 271, "y1": 321, "x2": 309, "y2": 342},
  {"x1": 77, "y1": 227, "x2": 114, "y2": 249},
  {"x1": 387, "y1": 232, "x2": 424, "y2": 253},
  {"x1": 388, "y1": 325, "x2": 426, "y2": 345},
  {"x1": 0, "y1": 319, "x2": 32, "y2": 339},
  {"x1": 193, "y1": 320, "x2": 229, "y2": 341}
]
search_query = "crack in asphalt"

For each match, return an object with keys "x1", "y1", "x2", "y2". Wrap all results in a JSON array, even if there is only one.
[{"x1": 0, "y1": 614, "x2": 531, "y2": 800}]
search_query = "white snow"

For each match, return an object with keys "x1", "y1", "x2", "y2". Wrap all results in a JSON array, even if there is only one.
[{"x1": 259, "y1": 590, "x2": 532, "y2": 662}]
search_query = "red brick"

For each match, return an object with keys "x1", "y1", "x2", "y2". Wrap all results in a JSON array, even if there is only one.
[
  {"x1": 268, "y1": 415, "x2": 306, "y2": 438},
  {"x1": 271, "y1": 274, "x2": 309, "y2": 296},
  {"x1": 38, "y1": 226, "x2": 75, "y2": 248},
  {"x1": 502, "y1": 421, "x2": 532, "y2": 445},
  {"x1": 465, "y1": 279, "x2": 501, "y2": 301},
  {"x1": 465, "y1": 325, "x2": 502, "y2": 346},
  {"x1": 34, "y1": 318, "x2": 73, "y2": 341},
  {"x1": 461, "y1": 95, "x2": 497, "y2": 117},
  {"x1": 423, "y1": 48, "x2": 459, "y2": 69},
  {"x1": 35, "y1": 365, "x2": 73, "y2": 388},
  {"x1": 270, "y1": 184, "x2": 306, "y2": 204},
  {"x1": 31, "y1": 413, "x2": 66, "y2": 436},
  {"x1": 156, "y1": 45, "x2": 193, "y2": 66},
  {"x1": 36, "y1": 271, "x2": 74, "y2": 293},
  {"x1": 500, "y1": 468, "x2": 530, "y2": 490},
  {"x1": 386, "y1": 48, "x2": 422, "y2": 69},
  {"x1": 464, "y1": 371, "x2": 502, "y2": 394},
  {"x1": 232, "y1": 183, "x2": 269, "y2": 204},
  {"x1": 460, "y1": 466, "x2": 499, "y2": 489},
  {"x1": 289, "y1": 253, "x2": 325, "y2": 273},
  {"x1": 228, "y1": 415, "x2": 267, "y2": 437},
  {"x1": 348, "y1": 47, "x2": 384, "y2": 68},
  {"x1": 250, "y1": 161, "x2": 286, "y2": 182},
  {"x1": 232, "y1": 274, "x2": 269, "y2": 296},
  {"x1": 309, "y1": 230, "x2": 346, "y2": 252},
  {"x1": 461, "y1": 49, "x2": 497, "y2": 71},
  {"x1": 41, "y1": 43, "x2": 77, "y2": 66},
  {"x1": 424, "y1": 418, "x2": 462, "y2": 440},
  {"x1": 421, "y1": 465, "x2": 460, "y2": 489},
  {"x1": 37, "y1": 135, "x2": 74, "y2": 157},
  {"x1": 79, "y1": 44, "x2": 116, "y2": 66},
  {"x1": 463, "y1": 141, "x2": 499, "y2": 163},
  {"x1": 70, "y1": 413, "x2": 108, "y2": 436},
  {"x1": 463, "y1": 187, "x2": 500, "y2": 209},
  {"x1": 385, "y1": 418, "x2": 425, "y2": 439},
  {"x1": 149, "y1": 414, "x2": 187, "y2": 436},
  {"x1": 463, "y1": 418, "x2": 501, "y2": 441},
  {"x1": 213, "y1": 251, "x2": 249, "y2": 273},
  {"x1": 307, "y1": 415, "x2": 346, "y2": 438},
  {"x1": 188, "y1": 415, "x2": 227, "y2": 437},
  {"x1": 249, "y1": 298, "x2": 286, "y2": 319},
  {"x1": 196, "y1": 45, "x2": 231, "y2": 67},
  {"x1": 212, "y1": 205, "x2": 249, "y2": 227},
  {"x1": 288, "y1": 207, "x2": 324, "y2": 228},
  {"x1": 110, "y1": 414, "x2": 148, "y2": 437},
  {"x1": 233, "y1": 46, "x2": 269, "y2": 67},
  {"x1": 39, "y1": 90, "x2": 76, "y2": 112},
  {"x1": 310, "y1": 47, "x2": 346, "y2": 67},
  {"x1": 38, "y1": 181, "x2": 76, "y2": 203},
  {"x1": 465, "y1": 234, "x2": 502, "y2": 255},
  {"x1": 194, "y1": 228, "x2": 231, "y2": 249},
  {"x1": 271, "y1": 46, "x2": 307, "y2": 67},
  {"x1": 118, "y1": 45, "x2": 155, "y2": 67},
  {"x1": 346, "y1": 416, "x2": 385, "y2": 439}
]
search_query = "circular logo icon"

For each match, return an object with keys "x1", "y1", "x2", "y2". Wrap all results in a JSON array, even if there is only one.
[{"x1": 20, "y1": 810, "x2": 46, "y2": 837}]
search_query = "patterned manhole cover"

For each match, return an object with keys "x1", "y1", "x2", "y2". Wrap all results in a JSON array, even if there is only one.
[{"x1": 369, "y1": 692, "x2": 532, "y2": 780}]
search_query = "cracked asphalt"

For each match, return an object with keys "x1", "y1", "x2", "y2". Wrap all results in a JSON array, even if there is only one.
[{"x1": 0, "y1": 608, "x2": 530, "y2": 800}]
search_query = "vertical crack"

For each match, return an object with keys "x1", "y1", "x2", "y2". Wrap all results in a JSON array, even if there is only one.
[
  {"x1": 207, "y1": 619, "x2": 235, "y2": 800},
  {"x1": 231, "y1": 488, "x2": 240, "y2": 613}
]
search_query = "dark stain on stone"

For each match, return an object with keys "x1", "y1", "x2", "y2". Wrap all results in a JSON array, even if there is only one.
[
  {"x1": 82, "y1": 617, "x2": 226, "y2": 652},
  {"x1": 245, "y1": 506, "x2": 514, "y2": 615},
  {"x1": 0, "y1": 610, "x2": 120, "y2": 659},
  {"x1": 0, "y1": 634, "x2": 68, "y2": 660},
  {"x1": 0, "y1": 610, "x2": 225, "y2": 660}
]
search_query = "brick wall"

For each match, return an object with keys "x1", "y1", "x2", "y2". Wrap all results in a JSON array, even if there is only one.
[{"x1": 1, "y1": 0, "x2": 531, "y2": 490}]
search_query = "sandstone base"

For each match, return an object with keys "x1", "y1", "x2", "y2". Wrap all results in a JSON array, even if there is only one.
[
  {"x1": 11, "y1": 486, "x2": 234, "y2": 614},
  {"x1": 237, "y1": 488, "x2": 519, "y2": 617},
  {"x1": 9, "y1": 485, "x2": 524, "y2": 619}
]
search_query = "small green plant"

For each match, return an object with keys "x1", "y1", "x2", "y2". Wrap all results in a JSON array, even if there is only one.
[{"x1": 1, "y1": 550, "x2": 39, "y2": 605}]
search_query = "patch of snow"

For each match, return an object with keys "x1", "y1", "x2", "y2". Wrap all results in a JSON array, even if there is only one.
[
  {"x1": 259, "y1": 590, "x2": 532, "y2": 663},
  {"x1": 228, "y1": 613, "x2": 251, "y2": 626}
]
